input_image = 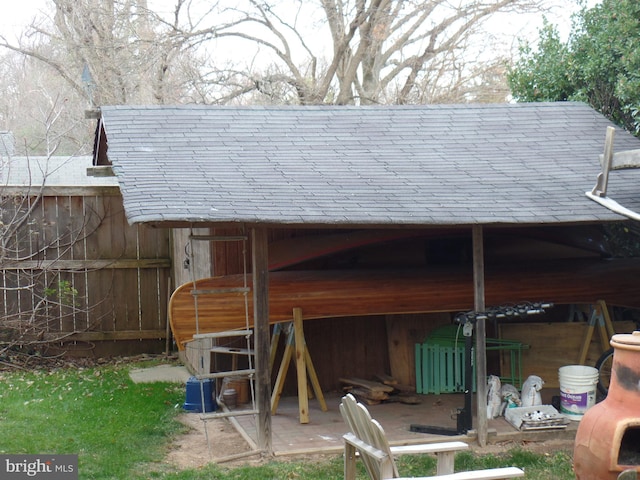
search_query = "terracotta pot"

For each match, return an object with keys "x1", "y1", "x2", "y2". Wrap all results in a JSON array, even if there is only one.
[{"x1": 574, "y1": 331, "x2": 640, "y2": 480}]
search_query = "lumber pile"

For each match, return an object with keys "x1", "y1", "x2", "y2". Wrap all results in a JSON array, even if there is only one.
[{"x1": 339, "y1": 375, "x2": 419, "y2": 405}]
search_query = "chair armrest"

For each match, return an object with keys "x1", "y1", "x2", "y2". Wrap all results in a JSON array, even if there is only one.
[
  {"x1": 389, "y1": 441, "x2": 469, "y2": 455},
  {"x1": 390, "y1": 441, "x2": 469, "y2": 475},
  {"x1": 343, "y1": 433, "x2": 388, "y2": 462},
  {"x1": 395, "y1": 466, "x2": 525, "y2": 479}
]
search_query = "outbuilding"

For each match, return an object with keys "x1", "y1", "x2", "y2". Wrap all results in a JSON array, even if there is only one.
[{"x1": 93, "y1": 101, "x2": 640, "y2": 450}]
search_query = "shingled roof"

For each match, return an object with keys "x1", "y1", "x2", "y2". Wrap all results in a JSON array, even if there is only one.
[
  {"x1": 2, "y1": 155, "x2": 118, "y2": 187},
  {"x1": 95, "y1": 102, "x2": 640, "y2": 227}
]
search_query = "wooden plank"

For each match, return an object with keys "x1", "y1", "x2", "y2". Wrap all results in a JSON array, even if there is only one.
[
  {"x1": 385, "y1": 313, "x2": 449, "y2": 388},
  {"x1": 304, "y1": 345, "x2": 328, "y2": 411},
  {"x1": 86, "y1": 165, "x2": 115, "y2": 177},
  {"x1": 193, "y1": 330, "x2": 253, "y2": 339},
  {"x1": 374, "y1": 375, "x2": 415, "y2": 394},
  {"x1": 0, "y1": 186, "x2": 121, "y2": 196},
  {"x1": 385, "y1": 316, "x2": 415, "y2": 388},
  {"x1": 213, "y1": 226, "x2": 246, "y2": 276},
  {"x1": 269, "y1": 324, "x2": 283, "y2": 371},
  {"x1": 270, "y1": 327, "x2": 294, "y2": 414},
  {"x1": 600, "y1": 148, "x2": 640, "y2": 169},
  {"x1": 0, "y1": 258, "x2": 171, "y2": 269},
  {"x1": 349, "y1": 387, "x2": 389, "y2": 402},
  {"x1": 1, "y1": 190, "x2": 170, "y2": 355},
  {"x1": 375, "y1": 373, "x2": 399, "y2": 387},
  {"x1": 43, "y1": 329, "x2": 166, "y2": 341},
  {"x1": 86, "y1": 197, "x2": 113, "y2": 331},
  {"x1": 196, "y1": 369, "x2": 255, "y2": 380},
  {"x1": 339, "y1": 377, "x2": 395, "y2": 393},
  {"x1": 190, "y1": 235, "x2": 248, "y2": 242},
  {"x1": 293, "y1": 307, "x2": 309, "y2": 424},
  {"x1": 303, "y1": 316, "x2": 388, "y2": 398},
  {"x1": 473, "y1": 225, "x2": 488, "y2": 447},
  {"x1": 252, "y1": 227, "x2": 271, "y2": 453},
  {"x1": 585, "y1": 191, "x2": 640, "y2": 221},
  {"x1": 499, "y1": 321, "x2": 636, "y2": 388},
  {"x1": 139, "y1": 268, "x2": 160, "y2": 332},
  {"x1": 591, "y1": 126, "x2": 615, "y2": 197}
]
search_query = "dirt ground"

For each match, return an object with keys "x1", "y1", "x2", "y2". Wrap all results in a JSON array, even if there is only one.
[
  {"x1": 164, "y1": 414, "x2": 260, "y2": 469},
  {"x1": 163, "y1": 413, "x2": 576, "y2": 471}
]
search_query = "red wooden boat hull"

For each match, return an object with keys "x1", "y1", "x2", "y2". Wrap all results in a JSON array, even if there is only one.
[{"x1": 169, "y1": 258, "x2": 640, "y2": 349}]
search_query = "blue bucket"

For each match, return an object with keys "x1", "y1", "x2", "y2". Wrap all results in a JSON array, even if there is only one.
[{"x1": 183, "y1": 377, "x2": 217, "y2": 412}]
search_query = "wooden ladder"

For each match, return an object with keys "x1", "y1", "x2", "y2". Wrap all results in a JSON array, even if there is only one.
[
  {"x1": 190, "y1": 329, "x2": 258, "y2": 420},
  {"x1": 185, "y1": 230, "x2": 260, "y2": 461}
]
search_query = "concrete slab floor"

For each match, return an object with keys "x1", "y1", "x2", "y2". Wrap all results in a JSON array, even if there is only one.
[
  {"x1": 128, "y1": 365, "x2": 577, "y2": 456},
  {"x1": 129, "y1": 364, "x2": 191, "y2": 384},
  {"x1": 229, "y1": 391, "x2": 578, "y2": 456}
]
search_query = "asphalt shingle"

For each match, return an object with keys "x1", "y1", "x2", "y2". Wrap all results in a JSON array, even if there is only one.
[
  {"x1": 96, "y1": 102, "x2": 640, "y2": 227},
  {"x1": 2, "y1": 155, "x2": 118, "y2": 187}
]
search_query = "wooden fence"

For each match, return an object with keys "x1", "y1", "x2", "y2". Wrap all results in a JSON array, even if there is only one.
[{"x1": 1, "y1": 185, "x2": 171, "y2": 357}]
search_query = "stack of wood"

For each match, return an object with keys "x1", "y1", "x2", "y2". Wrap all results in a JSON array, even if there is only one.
[{"x1": 339, "y1": 374, "x2": 419, "y2": 405}]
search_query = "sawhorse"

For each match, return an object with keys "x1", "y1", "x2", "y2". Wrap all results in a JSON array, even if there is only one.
[
  {"x1": 578, "y1": 299, "x2": 616, "y2": 365},
  {"x1": 270, "y1": 308, "x2": 327, "y2": 423}
]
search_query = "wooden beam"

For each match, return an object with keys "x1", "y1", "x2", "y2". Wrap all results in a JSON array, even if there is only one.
[
  {"x1": 42, "y1": 330, "x2": 166, "y2": 341},
  {"x1": 271, "y1": 325, "x2": 294, "y2": 414},
  {"x1": 585, "y1": 191, "x2": 640, "y2": 221},
  {"x1": 304, "y1": 343, "x2": 328, "y2": 412},
  {"x1": 270, "y1": 318, "x2": 328, "y2": 419},
  {"x1": 252, "y1": 227, "x2": 272, "y2": 454},
  {"x1": 0, "y1": 186, "x2": 121, "y2": 196},
  {"x1": 1, "y1": 258, "x2": 171, "y2": 270},
  {"x1": 591, "y1": 126, "x2": 616, "y2": 197},
  {"x1": 86, "y1": 165, "x2": 114, "y2": 177},
  {"x1": 293, "y1": 307, "x2": 309, "y2": 424},
  {"x1": 269, "y1": 323, "x2": 284, "y2": 371},
  {"x1": 600, "y1": 148, "x2": 640, "y2": 169},
  {"x1": 472, "y1": 225, "x2": 488, "y2": 447}
]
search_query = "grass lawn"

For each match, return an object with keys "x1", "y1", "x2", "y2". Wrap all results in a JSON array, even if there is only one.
[{"x1": 0, "y1": 360, "x2": 576, "y2": 479}]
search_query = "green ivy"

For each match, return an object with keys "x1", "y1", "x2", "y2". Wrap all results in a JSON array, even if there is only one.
[{"x1": 44, "y1": 280, "x2": 79, "y2": 307}]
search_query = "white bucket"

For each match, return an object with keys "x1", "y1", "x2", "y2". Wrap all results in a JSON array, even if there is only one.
[{"x1": 558, "y1": 365, "x2": 599, "y2": 421}]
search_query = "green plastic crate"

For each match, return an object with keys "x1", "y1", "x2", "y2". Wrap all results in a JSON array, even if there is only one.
[
  {"x1": 415, "y1": 325, "x2": 528, "y2": 395},
  {"x1": 415, "y1": 341, "x2": 475, "y2": 394}
]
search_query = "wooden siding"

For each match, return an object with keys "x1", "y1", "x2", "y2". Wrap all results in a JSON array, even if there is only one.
[
  {"x1": 1, "y1": 189, "x2": 171, "y2": 356},
  {"x1": 171, "y1": 227, "x2": 212, "y2": 288},
  {"x1": 174, "y1": 225, "x2": 640, "y2": 395}
]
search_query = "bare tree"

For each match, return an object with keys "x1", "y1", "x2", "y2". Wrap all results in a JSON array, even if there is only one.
[
  {"x1": 1, "y1": 0, "x2": 544, "y2": 109},
  {"x1": 183, "y1": 0, "x2": 543, "y2": 105},
  {"x1": 0, "y1": 52, "x2": 91, "y2": 156},
  {"x1": 0, "y1": 106, "x2": 109, "y2": 366},
  {"x1": 0, "y1": 0, "x2": 212, "y2": 154},
  {"x1": 0, "y1": 0, "x2": 205, "y2": 108}
]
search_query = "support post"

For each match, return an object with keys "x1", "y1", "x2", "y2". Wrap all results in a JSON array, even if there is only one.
[
  {"x1": 472, "y1": 225, "x2": 488, "y2": 447},
  {"x1": 293, "y1": 307, "x2": 310, "y2": 423},
  {"x1": 252, "y1": 227, "x2": 272, "y2": 454}
]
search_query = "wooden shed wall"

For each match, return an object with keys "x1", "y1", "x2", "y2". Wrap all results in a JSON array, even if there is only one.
[
  {"x1": 195, "y1": 225, "x2": 629, "y2": 395},
  {"x1": 1, "y1": 188, "x2": 171, "y2": 356},
  {"x1": 189, "y1": 227, "x2": 456, "y2": 394}
]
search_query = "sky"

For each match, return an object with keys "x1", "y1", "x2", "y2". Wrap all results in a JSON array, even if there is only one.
[
  {"x1": 1, "y1": 0, "x2": 45, "y2": 38},
  {"x1": 1, "y1": 0, "x2": 600, "y2": 41},
  {"x1": 0, "y1": 0, "x2": 601, "y2": 68},
  {"x1": 0, "y1": 0, "x2": 172, "y2": 38}
]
